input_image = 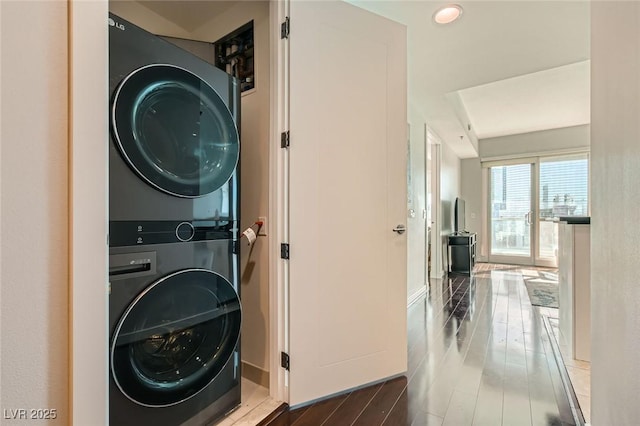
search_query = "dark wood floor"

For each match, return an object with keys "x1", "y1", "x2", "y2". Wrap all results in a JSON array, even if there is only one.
[{"x1": 263, "y1": 263, "x2": 575, "y2": 426}]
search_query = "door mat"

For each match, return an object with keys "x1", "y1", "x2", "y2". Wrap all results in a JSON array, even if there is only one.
[{"x1": 524, "y1": 278, "x2": 559, "y2": 308}]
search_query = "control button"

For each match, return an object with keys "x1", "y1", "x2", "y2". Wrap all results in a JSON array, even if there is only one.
[{"x1": 176, "y1": 222, "x2": 195, "y2": 242}]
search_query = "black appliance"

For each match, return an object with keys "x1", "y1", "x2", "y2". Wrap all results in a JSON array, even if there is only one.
[
  {"x1": 109, "y1": 242, "x2": 241, "y2": 425},
  {"x1": 109, "y1": 13, "x2": 240, "y2": 247},
  {"x1": 108, "y1": 13, "x2": 241, "y2": 425}
]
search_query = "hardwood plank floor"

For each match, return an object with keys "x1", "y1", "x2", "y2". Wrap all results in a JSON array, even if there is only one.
[{"x1": 264, "y1": 263, "x2": 573, "y2": 426}]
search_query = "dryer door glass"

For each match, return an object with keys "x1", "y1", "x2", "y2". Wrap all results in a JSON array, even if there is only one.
[
  {"x1": 112, "y1": 65, "x2": 239, "y2": 198},
  {"x1": 111, "y1": 269, "x2": 241, "y2": 407}
]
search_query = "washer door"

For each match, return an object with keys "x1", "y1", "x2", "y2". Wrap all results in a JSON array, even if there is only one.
[
  {"x1": 112, "y1": 64, "x2": 239, "y2": 198},
  {"x1": 111, "y1": 269, "x2": 241, "y2": 407}
]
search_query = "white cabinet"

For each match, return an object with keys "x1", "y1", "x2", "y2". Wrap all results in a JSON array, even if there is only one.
[{"x1": 558, "y1": 221, "x2": 591, "y2": 361}]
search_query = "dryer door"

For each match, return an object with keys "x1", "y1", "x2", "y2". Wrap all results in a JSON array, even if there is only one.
[
  {"x1": 111, "y1": 269, "x2": 241, "y2": 407},
  {"x1": 112, "y1": 64, "x2": 240, "y2": 198}
]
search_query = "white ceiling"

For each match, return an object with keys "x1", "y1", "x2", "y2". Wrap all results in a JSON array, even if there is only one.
[
  {"x1": 459, "y1": 60, "x2": 590, "y2": 139},
  {"x1": 351, "y1": 1, "x2": 591, "y2": 158},
  {"x1": 138, "y1": 1, "x2": 237, "y2": 32},
  {"x1": 138, "y1": 0, "x2": 591, "y2": 159}
]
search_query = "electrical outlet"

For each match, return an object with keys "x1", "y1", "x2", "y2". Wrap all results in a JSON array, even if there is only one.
[{"x1": 257, "y1": 216, "x2": 267, "y2": 236}]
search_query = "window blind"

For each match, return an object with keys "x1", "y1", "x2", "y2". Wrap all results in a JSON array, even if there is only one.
[{"x1": 539, "y1": 156, "x2": 589, "y2": 219}]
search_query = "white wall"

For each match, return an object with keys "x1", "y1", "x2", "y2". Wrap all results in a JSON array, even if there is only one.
[
  {"x1": 479, "y1": 124, "x2": 590, "y2": 160},
  {"x1": 407, "y1": 107, "x2": 427, "y2": 302},
  {"x1": 461, "y1": 158, "x2": 486, "y2": 260},
  {"x1": 1, "y1": 1, "x2": 69, "y2": 423},
  {"x1": 591, "y1": 3, "x2": 640, "y2": 424},
  {"x1": 440, "y1": 142, "x2": 461, "y2": 272},
  {"x1": 109, "y1": 1, "x2": 193, "y2": 38}
]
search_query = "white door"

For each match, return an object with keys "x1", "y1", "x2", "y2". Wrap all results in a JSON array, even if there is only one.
[
  {"x1": 488, "y1": 162, "x2": 536, "y2": 265},
  {"x1": 288, "y1": 0, "x2": 408, "y2": 406}
]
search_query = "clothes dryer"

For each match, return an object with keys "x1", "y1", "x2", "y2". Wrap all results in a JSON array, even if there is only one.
[
  {"x1": 108, "y1": 13, "x2": 242, "y2": 425},
  {"x1": 109, "y1": 241, "x2": 241, "y2": 425},
  {"x1": 109, "y1": 13, "x2": 240, "y2": 247}
]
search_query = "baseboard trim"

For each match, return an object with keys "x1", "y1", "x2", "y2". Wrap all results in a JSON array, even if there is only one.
[
  {"x1": 289, "y1": 373, "x2": 406, "y2": 411},
  {"x1": 407, "y1": 285, "x2": 427, "y2": 307},
  {"x1": 242, "y1": 361, "x2": 270, "y2": 388},
  {"x1": 430, "y1": 268, "x2": 445, "y2": 279},
  {"x1": 542, "y1": 315, "x2": 586, "y2": 426}
]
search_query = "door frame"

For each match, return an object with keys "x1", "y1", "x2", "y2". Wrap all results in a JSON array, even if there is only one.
[
  {"x1": 268, "y1": 0, "x2": 289, "y2": 403},
  {"x1": 70, "y1": 1, "x2": 109, "y2": 424},
  {"x1": 69, "y1": 3, "x2": 290, "y2": 423},
  {"x1": 423, "y1": 123, "x2": 430, "y2": 286},
  {"x1": 427, "y1": 128, "x2": 443, "y2": 278}
]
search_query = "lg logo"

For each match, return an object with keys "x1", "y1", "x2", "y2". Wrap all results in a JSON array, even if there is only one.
[{"x1": 108, "y1": 17, "x2": 125, "y2": 31}]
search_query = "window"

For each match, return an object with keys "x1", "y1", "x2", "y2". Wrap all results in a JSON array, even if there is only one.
[
  {"x1": 490, "y1": 163, "x2": 532, "y2": 257},
  {"x1": 485, "y1": 153, "x2": 589, "y2": 266},
  {"x1": 538, "y1": 154, "x2": 589, "y2": 259}
]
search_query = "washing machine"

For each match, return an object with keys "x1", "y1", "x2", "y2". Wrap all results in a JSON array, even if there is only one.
[
  {"x1": 109, "y1": 241, "x2": 241, "y2": 425},
  {"x1": 108, "y1": 12, "x2": 240, "y2": 247},
  {"x1": 108, "y1": 13, "x2": 241, "y2": 425}
]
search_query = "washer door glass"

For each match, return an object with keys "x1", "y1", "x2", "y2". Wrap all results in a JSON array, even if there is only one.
[
  {"x1": 111, "y1": 269, "x2": 241, "y2": 407},
  {"x1": 112, "y1": 65, "x2": 239, "y2": 198}
]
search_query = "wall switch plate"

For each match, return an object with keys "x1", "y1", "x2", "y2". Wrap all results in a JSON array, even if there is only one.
[{"x1": 258, "y1": 216, "x2": 267, "y2": 236}]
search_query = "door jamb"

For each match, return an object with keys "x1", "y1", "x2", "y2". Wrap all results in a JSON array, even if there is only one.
[
  {"x1": 268, "y1": 0, "x2": 289, "y2": 403},
  {"x1": 428, "y1": 129, "x2": 443, "y2": 278}
]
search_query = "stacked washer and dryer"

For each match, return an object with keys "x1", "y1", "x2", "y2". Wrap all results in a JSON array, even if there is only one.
[{"x1": 108, "y1": 14, "x2": 242, "y2": 426}]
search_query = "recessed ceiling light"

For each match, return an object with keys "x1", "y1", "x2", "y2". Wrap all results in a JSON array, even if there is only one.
[{"x1": 433, "y1": 4, "x2": 463, "y2": 25}]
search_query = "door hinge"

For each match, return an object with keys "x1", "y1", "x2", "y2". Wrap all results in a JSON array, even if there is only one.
[
  {"x1": 281, "y1": 17, "x2": 290, "y2": 39},
  {"x1": 280, "y1": 131, "x2": 290, "y2": 148},
  {"x1": 281, "y1": 351, "x2": 290, "y2": 370},
  {"x1": 232, "y1": 240, "x2": 239, "y2": 255},
  {"x1": 280, "y1": 243, "x2": 290, "y2": 259}
]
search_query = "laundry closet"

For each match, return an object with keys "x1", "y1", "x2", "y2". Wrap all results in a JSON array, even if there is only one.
[{"x1": 108, "y1": 1, "x2": 272, "y2": 424}]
